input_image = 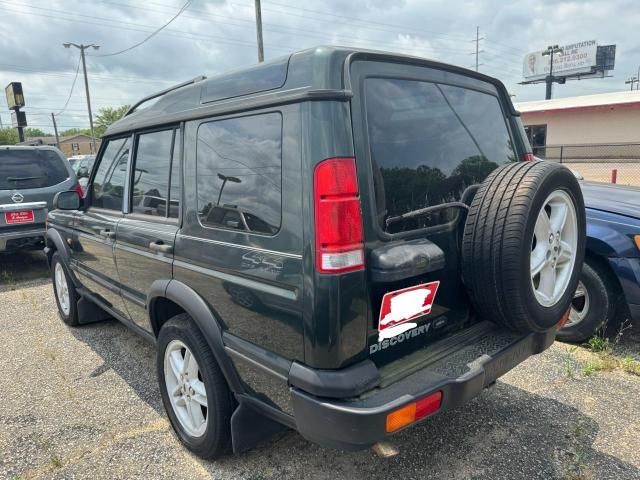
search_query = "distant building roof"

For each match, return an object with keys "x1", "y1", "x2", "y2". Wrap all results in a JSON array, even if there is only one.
[
  {"x1": 19, "y1": 134, "x2": 100, "y2": 145},
  {"x1": 515, "y1": 90, "x2": 640, "y2": 114}
]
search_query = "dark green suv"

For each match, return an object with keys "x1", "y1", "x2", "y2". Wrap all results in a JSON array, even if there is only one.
[{"x1": 46, "y1": 47, "x2": 586, "y2": 459}]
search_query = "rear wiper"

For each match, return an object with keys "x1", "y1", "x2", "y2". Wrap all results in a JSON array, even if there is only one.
[
  {"x1": 385, "y1": 202, "x2": 469, "y2": 230},
  {"x1": 8, "y1": 176, "x2": 43, "y2": 182}
]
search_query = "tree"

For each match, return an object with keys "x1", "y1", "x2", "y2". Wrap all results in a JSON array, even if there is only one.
[
  {"x1": 24, "y1": 127, "x2": 50, "y2": 137},
  {"x1": 60, "y1": 128, "x2": 91, "y2": 137},
  {"x1": 94, "y1": 105, "x2": 130, "y2": 138},
  {"x1": 0, "y1": 127, "x2": 19, "y2": 145}
]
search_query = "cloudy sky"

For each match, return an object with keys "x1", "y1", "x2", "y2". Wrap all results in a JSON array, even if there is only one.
[{"x1": 1, "y1": 0, "x2": 639, "y2": 134}]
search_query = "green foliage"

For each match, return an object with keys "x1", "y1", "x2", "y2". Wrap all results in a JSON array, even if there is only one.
[
  {"x1": 0, "y1": 127, "x2": 19, "y2": 145},
  {"x1": 94, "y1": 105, "x2": 130, "y2": 137},
  {"x1": 585, "y1": 335, "x2": 610, "y2": 353},
  {"x1": 60, "y1": 127, "x2": 91, "y2": 137},
  {"x1": 24, "y1": 127, "x2": 50, "y2": 137},
  {"x1": 621, "y1": 356, "x2": 640, "y2": 376}
]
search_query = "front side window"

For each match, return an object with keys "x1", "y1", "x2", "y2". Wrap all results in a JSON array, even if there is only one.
[
  {"x1": 365, "y1": 78, "x2": 516, "y2": 233},
  {"x1": 92, "y1": 137, "x2": 130, "y2": 211},
  {"x1": 131, "y1": 129, "x2": 175, "y2": 217},
  {"x1": 196, "y1": 113, "x2": 282, "y2": 235}
]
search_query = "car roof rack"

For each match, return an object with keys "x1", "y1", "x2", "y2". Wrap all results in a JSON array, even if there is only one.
[{"x1": 125, "y1": 75, "x2": 207, "y2": 116}]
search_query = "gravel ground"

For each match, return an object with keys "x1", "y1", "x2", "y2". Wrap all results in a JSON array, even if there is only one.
[{"x1": 1, "y1": 253, "x2": 639, "y2": 479}]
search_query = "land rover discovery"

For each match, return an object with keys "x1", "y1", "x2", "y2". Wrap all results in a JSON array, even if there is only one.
[{"x1": 45, "y1": 47, "x2": 585, "y2": 459}]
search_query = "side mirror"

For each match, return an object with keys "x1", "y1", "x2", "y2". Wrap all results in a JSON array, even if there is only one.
[{"x1": 53, "y1": 190, "x2": 81, "y2": 210}]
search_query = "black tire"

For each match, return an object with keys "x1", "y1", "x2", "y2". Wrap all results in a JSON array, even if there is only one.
[
  {"x1": 556, "y1": 261, "x2": 617, "y2": 343},
  {"x1": 462, "y1": 161, "x2": 586, "y2": 332},
  {"x1": 157, "y1": 314, "x2": 233, "y2": 459},
  {"x1": 51, "y1": 252, "x2": 80, "y2": 326}
]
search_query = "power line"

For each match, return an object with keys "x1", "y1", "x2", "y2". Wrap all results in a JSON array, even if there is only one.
[
  {"x1": 0, "y1": 63, "x2": 178, "y2": 85},
  {"x1": 1, "y1": 1, "x2": 476, "y2": 61},
  {"x1": 92, "y1": 0, "x2": 193, "y2": 57},
  {"x1": 55, "y1": 53, "x2": 82, "y2": 115}
]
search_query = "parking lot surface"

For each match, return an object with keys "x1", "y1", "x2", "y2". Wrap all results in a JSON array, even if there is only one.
[{"x1": 1, "y1": 253, "x2": 639, "y2": 480}]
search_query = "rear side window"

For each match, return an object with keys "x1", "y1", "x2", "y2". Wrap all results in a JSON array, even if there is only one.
[
  {"x1": 92, "y1": 137, "x2": 130, "y2": 211},
  {"x1": 196, "y1": 113, "x2": 282, "y2": 235},
  {"x1": 364, "y1": 78, "x2": 516, "y2": 233},
  {"x1": 131, "y1": 129, "x2": 177, "y2": 218},
  {"x1": 0, "y1": 149, "x2": 69, "y2": 190}
]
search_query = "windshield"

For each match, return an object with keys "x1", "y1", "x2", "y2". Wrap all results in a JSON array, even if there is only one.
[
  {"x1": 365, "y1": 77, "x2": 516, "y2": 234},
  {"x1": 0, "y1": 149, "x2": 70, "y2": 190}
]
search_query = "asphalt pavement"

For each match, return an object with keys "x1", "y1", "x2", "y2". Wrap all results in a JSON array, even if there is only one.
[{"x1": 1, "y1": 252, "x2": 639, "y2": 479}]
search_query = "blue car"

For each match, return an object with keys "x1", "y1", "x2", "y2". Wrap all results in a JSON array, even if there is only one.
[{"x1": 558, "y1": 182, "x2": 640, "y2": 342}]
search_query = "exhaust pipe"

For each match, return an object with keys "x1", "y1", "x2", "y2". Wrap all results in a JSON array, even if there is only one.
[{"x1": 372, "y1": 441, "x2": 400, "y2": 458}]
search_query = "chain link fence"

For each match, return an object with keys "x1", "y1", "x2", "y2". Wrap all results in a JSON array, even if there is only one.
[{"x1": 533, "y1": 143, "x2": 640, "y2": 186}]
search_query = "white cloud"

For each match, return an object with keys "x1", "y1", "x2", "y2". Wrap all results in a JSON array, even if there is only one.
[{"x1": 0, "y1": 0, "x2": 637, "y2": 131}]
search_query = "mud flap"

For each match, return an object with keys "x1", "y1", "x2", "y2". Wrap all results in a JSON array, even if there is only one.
[
  {"x1": 230, "y1": 396, "x2": 289, "y2": 454},
  {"x1": 77, "y1": 296, "x2": 112, "y2": 324}
]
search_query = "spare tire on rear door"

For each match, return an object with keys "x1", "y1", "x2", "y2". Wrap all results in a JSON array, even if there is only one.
[{"x1": 462, "y1": 161, "x2": 586, "y2": 333}]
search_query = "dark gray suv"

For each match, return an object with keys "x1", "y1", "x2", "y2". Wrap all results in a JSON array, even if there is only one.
[
  {"x1": 0, "y1": 145, "x2": 78, "y2": 252},
  {"x1": 45, "y1": 47, "x2": 586, "y2": 459}
]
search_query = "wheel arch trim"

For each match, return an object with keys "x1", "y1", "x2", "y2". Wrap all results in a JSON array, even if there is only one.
[
  {"x1": 147, "y1": 279, "x2": 245, "y2": 394},
  {"x1": 45, "y1": 228, "x2": 80, "y2": 286}
]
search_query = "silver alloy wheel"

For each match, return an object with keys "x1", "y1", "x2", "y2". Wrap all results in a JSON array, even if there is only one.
[
  {"x1": 54, "y1": 262, "x2": 70, "y2": 316},
  {"x1": 566, "y1": 281, "x2": 590, "y2": 327},
  {"x1": 164, "y1": 340, "x2": 208, "y2": 438},
  {"x1": 530, "y1": 190, "x2": 578, "y2": 307}
]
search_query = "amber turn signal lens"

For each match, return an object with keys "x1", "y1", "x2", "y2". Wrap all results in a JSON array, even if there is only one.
[
  {"x1": 634, "y1": 235, "x2": 640, "y2": 251},
  {"x1": 386, "y1": 403, "x2": 416, "y2": 433},
  {"x1": 385, "y1": 391, "x2": 443, "y2": 433}
]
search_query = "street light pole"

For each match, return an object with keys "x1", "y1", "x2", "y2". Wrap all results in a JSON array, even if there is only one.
[
  {"x1": 254, "y1": 0, "x2": 264, "y2": 62},
  {"x1": 541, "y1": 45, "x2": 563, "y2": 100},
  {"x1": 63, "y1": 42, "x2": 100, "y2": 153}
]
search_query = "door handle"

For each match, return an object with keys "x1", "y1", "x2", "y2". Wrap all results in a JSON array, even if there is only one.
[
  {"x1": 99, "y1": 229, "x2": 115, "y2": 240},
  {"x1": 149, "y1": 241, "x2": 173, "y2": 254}
]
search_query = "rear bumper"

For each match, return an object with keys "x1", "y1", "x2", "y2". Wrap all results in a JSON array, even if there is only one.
[
  {"x1": 290, "y1": 327, "x2": 556, "y2": 450},
  {"x1": 0, "y1": 226, "x2": 46, "y2": 251}
]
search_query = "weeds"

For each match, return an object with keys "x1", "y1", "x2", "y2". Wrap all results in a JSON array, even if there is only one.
[
  {"x1": 621, "y1": 356, "x2": 640, "y2": 376},
  {"x1": 581, "y1": 321, "x2": 638, "y2": 377},
  {"x1": 50, "y1": 456, "x2": 63, "y2": 468},
  {"x1": 585, "y1": 335, "x2": 610, "y2": 353},
  {"x1": 564, "y1": 346, "x2": 579, "y2": 377}
]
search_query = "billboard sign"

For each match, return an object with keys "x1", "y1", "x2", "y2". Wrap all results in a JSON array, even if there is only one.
[{"x1": 523, "y1": 40, "x2": 598, "y2": 81}]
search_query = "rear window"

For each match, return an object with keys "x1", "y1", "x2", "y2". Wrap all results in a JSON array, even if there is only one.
[
  {"x1": 0, "y1": 149, "x2": 70, "y2": 190},
  {"x1": 365, "y1": 78, "x2": 516, "y2": 233}
]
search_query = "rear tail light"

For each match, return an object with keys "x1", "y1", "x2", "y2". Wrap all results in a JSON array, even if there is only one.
[
  {"x1": 386, "y1": 391, "x2": 443, "y2": 433},
  {"x1": 522, "y1": 152, "x2": 535, "y2": 162},
  {"x1": 313, "y1": 157, "x2": 365, "y2": 274}
]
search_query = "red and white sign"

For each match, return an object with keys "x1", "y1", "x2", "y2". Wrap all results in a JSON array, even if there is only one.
[
  {"x1": 5, "y1": 210, "x2": 34, "y2": 225},
  {"x1": 378, "y1": 281, "x2": 440, "y2": 341}
]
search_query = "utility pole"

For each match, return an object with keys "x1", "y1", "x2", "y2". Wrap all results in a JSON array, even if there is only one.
[
  {"x1": 51, "y1": 113, "x2": 60, "y2": 148},
  {"x1": 63, "y1": 42, "x2": 100, "y2": 153},
  {"x1": 471, "y1": 26, "x2": 484, "y2": 72},
  {"x1": 625, "y1": 77, "x2": 639, "y2": 91},
  {"x1": 254, "y1": 0, "x2": 264, "y2": 62},
  {"x1": 541, "y1": 45, "x2": 563, "y2": 100}
]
